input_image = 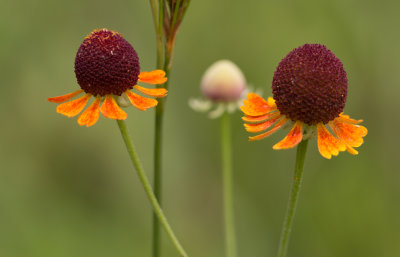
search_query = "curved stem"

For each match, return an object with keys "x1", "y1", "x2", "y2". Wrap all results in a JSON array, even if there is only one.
[
  {"x1": 221, "y1": 111, "x2": 237, "y2": 257},
  {"x1": 277, "y1": 139, "x2": 309, "y2": 257},
  {"x1": 116, "y1": 120, "x2": 188, "y2": 257}
]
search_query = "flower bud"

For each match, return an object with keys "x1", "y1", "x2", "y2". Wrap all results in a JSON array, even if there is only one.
[{"x1": 201, "y1": 60, "x2": 246, "y2": 102}]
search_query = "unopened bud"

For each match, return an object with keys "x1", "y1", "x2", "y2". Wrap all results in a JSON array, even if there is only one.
[{"x1": 201, "y1": 60, "x2": 246, "y2": 102}]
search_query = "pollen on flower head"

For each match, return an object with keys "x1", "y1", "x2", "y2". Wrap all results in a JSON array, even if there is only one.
[
  {"x1": 272, "y1": 44, "x2": 348, "y2": 125},
  {"x1": 74, "y1": 29, "x2": 141, "y2": 96},
  {"x1": 201, "y1": 60, "x2": 246, "y2": 102}
]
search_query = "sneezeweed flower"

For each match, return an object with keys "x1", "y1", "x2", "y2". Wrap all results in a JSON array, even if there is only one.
[
  {"x1": 190, "y1": 59, "x2": 244, "y2": 257},
  {"x1": 241, "y1": 44, "x2": 367, "y2": 158},
  {"x1": 189, "y1": 60, "x2": 247, "y2": 118},
  {"x1": 48, "y1": 29, "x2": 167, "y2": 127}
]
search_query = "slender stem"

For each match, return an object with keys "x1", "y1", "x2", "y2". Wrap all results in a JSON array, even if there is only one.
[
  {"x1": 152, "y1": 102, "x2": 164, "y2": 257},
  {"x1": 151, "y1": 1, "x2": 182, "y2": 256},
  {"x1": 151, "y1": 2, "x2": 165, "y2": 256},
  {"x1": 148, "y1": 0, "x2": 163, "y2": 68},
  {"x1": 116, "y1": 120, "x2": 188, "y2": 257},
  {"x1": 156, "y1": 0, "x2": 164, "y2": 68},
  {"x1": 277, "y1": 139, "x2": 309, "y2": 257},
  {"x1": 220, "y1": 111, "x2": 237, "y2": 257},
  {"x1": 170, "y1": 0, "x2": 183, "y2": 30},
  {"x1": 152, "y1": 33, "x2": 176, "y2": 257}
]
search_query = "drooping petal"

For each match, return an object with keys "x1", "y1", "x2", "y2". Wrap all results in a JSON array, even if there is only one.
[
  {"x1": 77, "y1": 96, "x2": 101, "y2": 127},
  {"x1": 273, "y1": 121, "x2": 303, "y2": 149},
  {"x1": 241, "y1": 93, "x2": 275, "y2": 117},
  {"x1": 208, "y1": 103, "x2": 225, "y2": 119},
  {"x1": 244, "y1": 114, "x2": 281, "y2": 133},
  {"x1": 317, "y1": 123, "x2": 346, "y2": 159},
  {"x1": 329, "y1": 118, "x2": 367, "y2": 148},
  {"x1": 138, "y1": 70, "x2": 167, "y2": 84},
  {"x1": 242, "y1": 110, "x2": 279, "y2": 123},
  {"x1": 133, "y1": 85, "x2": 167, "y2": 97},
  {"x1": 336, "y1": 113, "x2": 363, "y2": 124},
  {"x1": 249, "y1": 117, "x2": 288, "y2": 141},
  {"x1": 346, "y1": 145, "x2": 359, "y2": 155},
  {"x1": 56, "y1": 93, "x2": 91, "y2": 117},
  {"x1": 125, "y1": 90, "x2": 158, "y2": 111},
  {"x1": 100, "y1": 95, "x2": 127, "y2": 120},
  {"x1": 48, "y1": 89, "x2": 84, "y2": 103}
]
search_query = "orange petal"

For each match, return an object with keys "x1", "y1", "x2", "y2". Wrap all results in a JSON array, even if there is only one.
[
  {"x1": 125, "y1": 90, "x2": 158, "y2": 111},
  {"x1": 266, "y1": 97, "x2": 276, "y2": 108},
  {"x1": 336, "y1": 113, "x2": 363, "y2": 124},
  {"x1": 77, "y1": 96, "x2": 101, "y2": 127},
  {"x1": 100, "y1": 95, "x2": 127, "y2": 120},
  {"x1": 241, "y1": 93, "x2": 275, "y2": 117},
  {"x1": 249, "y1": 117, "x2": 288, "y2": 141},
  {"x1": 273, "y1": 121, "x2": 303, "y2": 149},
  {"x1": 242, "y1": 111, "x2": 279, "y2": 123},
  {"x1": 133, "y1": 85, "x2": 167, "y2": 97},
  {"x1": 48, "y1": 89, "x2": 84, "y2": 103},
  {"x1": 56, "y1": 94, "x2": 91, "y2": 117},
  {"x1": 138, "y1": 70, "x2": 167, "y2": 84},
  {"x1": 244, "y1": 114, "x2": 281, "y2": 133},
  {"x1": 317, "y1": 123, "x2": 346, "y2": 159},
  {"x1": 346, "y1": 145, "x2": 359, "y2": 155},
  {"x1": 329, "y1": 118, "x2": 367, "y2": 148}
]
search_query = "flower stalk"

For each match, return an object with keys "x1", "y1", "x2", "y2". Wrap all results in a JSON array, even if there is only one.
[
  {"x1": 149, "y1": 1, "x2": 191, "y2": 257},
  {"x1": 277, "y1": 139, "x2": 309, "y2": 257},
  {"x1": 116, "y1": 119, "x2": 188, "y2": 257},
  {"x1": 221, "y1": 111, "x2": 237, "y2": 257}
]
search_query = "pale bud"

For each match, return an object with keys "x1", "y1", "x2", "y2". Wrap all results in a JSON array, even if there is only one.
[{"x1": 201, "y1": 60, "x2": 246, "y2": 102}]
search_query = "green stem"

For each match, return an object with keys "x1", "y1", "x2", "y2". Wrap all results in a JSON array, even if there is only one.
[
  {"x1": 152, "y1": 35, "x2": 175, "y2": 257},
  {"x1": 156, "y1": 0, "x2": 164, "y2": 68},
  {"x1": 148, "y1": 0, "x2": 163, "y2": 68},
  {"x1": 151, "y1": 2, "x2": 180, "y2": 256},
  {"x1": 116, "y1": 120, "x2": 188, "y2": 257},
  {"x1": 221, "y1": 111, "x2": 237, "y2": 257},
  {"x1": 277, "y1": 139, "x2": 309, "y2": 257},
  {"x1": 151, "y1": 2, "x2": 165, "y2": 257},
  {"x1": 152, "y1": 100, "x2": 164, "y2": 257}
]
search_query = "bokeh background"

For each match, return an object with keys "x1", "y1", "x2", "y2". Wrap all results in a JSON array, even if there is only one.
[{"x1": 1, "y1": 0, "x2": 399, "y2": 256}]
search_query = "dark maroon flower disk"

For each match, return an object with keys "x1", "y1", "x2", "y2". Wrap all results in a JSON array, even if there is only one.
[
  {"x1": 272, "y1": 44, "x2": 348, "y2": 125},
  {"x1": 74, "y1": 29, "x2": 140, "y2": 96}
]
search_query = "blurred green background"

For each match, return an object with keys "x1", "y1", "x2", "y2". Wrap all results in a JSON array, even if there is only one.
[{"x1": 1, "y1": 0, "x2": 399, "y2": 256}]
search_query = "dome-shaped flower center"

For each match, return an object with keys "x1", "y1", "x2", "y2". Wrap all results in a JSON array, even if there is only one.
[
  {"x1": 272, "y1": 44, "x2": 348, "y2": 125},
  {"x1": 201, "y1": 60, "x2": 246, "y2": 102},
  {"x1": 74, "y1": 29, "x2": 140, "y2": 96}
]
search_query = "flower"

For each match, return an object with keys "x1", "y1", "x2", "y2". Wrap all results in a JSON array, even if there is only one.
[
  {"x1": 241, "y1": 44, "x2": 367, "y2": 159},
  {"x1": 189, "y1": 60, "x2": 248, "y2": 118},
  {"x1": 48, "y1": 29, "x2": 167, "y2": 127}
]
